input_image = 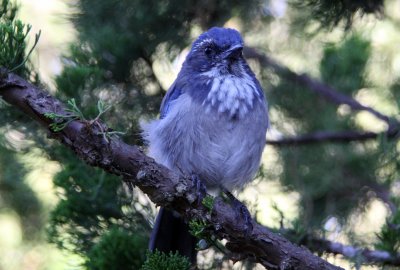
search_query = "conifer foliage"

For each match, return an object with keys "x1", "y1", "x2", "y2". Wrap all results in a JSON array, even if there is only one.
[{"x1": 1, "y1": 0, "x2": 400, "y2": 269}]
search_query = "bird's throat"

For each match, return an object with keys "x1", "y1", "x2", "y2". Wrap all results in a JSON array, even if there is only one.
[{"x1": 202, "y1": 73, "x2": 260, "y2": 119}]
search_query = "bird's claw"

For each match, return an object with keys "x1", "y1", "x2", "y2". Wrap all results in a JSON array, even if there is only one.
[
  {"x1": 221, "y1": 188, "x2": 253, "y2": 237},
  {"x1": 191, "y1": 174, "x2": 207, "y2": 205}
]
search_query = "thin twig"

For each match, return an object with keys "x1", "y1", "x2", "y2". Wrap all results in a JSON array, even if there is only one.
[
  {"x1": 267, "y1": 129, "x2": 400, "y2": 146},
  {"x1": 303, "y1": 235, "x2": 400, "y2": 266}
]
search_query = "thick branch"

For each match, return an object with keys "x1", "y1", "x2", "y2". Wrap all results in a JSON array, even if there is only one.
[
  {"x1": 0, "y1": 69, "x2": 343, "y2": 270},
  {"x1": 243, "y1": 47, "x2": 395, "y2": 127},
  {"x1": 266, "y1": 129, "x2": 399, "y2": 146}
]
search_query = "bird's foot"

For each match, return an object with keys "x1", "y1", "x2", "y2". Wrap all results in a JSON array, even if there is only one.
[
  {"x1": 191, "y1": 174, "x2": 207, "y2": 205},
  {"x1": 221, "y1": 188, "x2": 253, "y2": 237}
]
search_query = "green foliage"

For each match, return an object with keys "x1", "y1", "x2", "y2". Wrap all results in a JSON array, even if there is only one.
[
  {"x1": 48, "y1": 2, "x2": 264, "y2": 266},
  {"x1": 374, "y1": 139, "x2": 400, "y2": 254},
  {"x1": 44, "y1": 98, "x2": 112, "y2": 133},
  {"x1": 321, "y1": 34, "x2": 370, "y2": 94},
  {"x1": 71, "y1": 0, "x2": 261, "y2": 82},
  {"x1": 55, "y1": 62, "x2": 104, "y2": 102},
  {"x1": 189, "y1": 218, "x2": 208, "y2": 239},
  {"x1": 0, "y1": 0, "x2": 43, "y2": 245},
  {"x1": 291, "y1": 0, "x2": 384, "y2": 30},
  {"x1": 47, "y1": 1, "x2": 398, "y2": 267},
  {"x1": 1, "y1": 0, "x2": 399, "y2": 268},
  {"x1": 140, "y1": 250, "x2": 191, "y2": 270},
  {"x1": 269, "y1": 34, "x2": 377, "y2": 227},
  {"x1": 202, "y1": 195, "x2": 215, "y2": 213},
  {"x1": 0, "y1": 0, "x2": 40, "y2": 77},
  {"x1": 389, "y1": 79, "x2": 400, "y2": 110},
  {"x1": 85, "y1": 227, "x2": 148, "y2": 270},
  {"x1": 0, "y1": 0, "x2": 17, "y2": 21},
  {"x1": 376, "y1": 198, "x2": 400, "y2": 254},
  {"x1": 47, "y1": 149, "x2": 151, "y2": 254},
  {"x1": 0, "y1": 0, "x2": 42, "y2": 136},
  {"x1": 0, "y1": 145, "x2": 42, "y2": 240},
  {"x1": 44, "y1": 99, "x2": 85, "y2": 132}
]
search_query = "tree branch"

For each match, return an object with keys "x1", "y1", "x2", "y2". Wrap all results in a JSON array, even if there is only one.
[
  {"x1": 0, "y1": 69, "x2": 345, "y2": 269},
  {"x1": 302, "y1": 236, "x2": 400, "y2": 266},
  {"x1": 266, "y1": 129, "x2": 400, "y2": 146}
]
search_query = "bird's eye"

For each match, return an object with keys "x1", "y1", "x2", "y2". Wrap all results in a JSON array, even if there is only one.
[{"x1": 204, "y1": 46, "x2": 213, "y2": 57}]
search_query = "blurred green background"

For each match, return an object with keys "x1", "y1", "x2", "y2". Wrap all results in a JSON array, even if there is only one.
[{"x1": 1, "y1": 0, "x2": 400, "y2": 269}]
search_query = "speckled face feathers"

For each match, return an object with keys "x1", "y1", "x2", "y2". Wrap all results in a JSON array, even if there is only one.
[{"x1": 181, "y1": 27, "x2": 263, "y2": 119}]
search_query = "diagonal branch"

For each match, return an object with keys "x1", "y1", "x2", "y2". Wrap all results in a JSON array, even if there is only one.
[
  {"x1": 266, "y1": 129, "x2": 400, "y2": 146},
  {"x1": 243, "y1": 47, "x2": 396, "y2": 128},
  {"x1": 0, "y1": 69, "x2": 344, "y2": 270}
]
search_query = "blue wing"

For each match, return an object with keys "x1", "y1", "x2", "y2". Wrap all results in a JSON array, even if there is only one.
[{"x1": 160, "y1": 81, "x2": 182, "y2": 119}]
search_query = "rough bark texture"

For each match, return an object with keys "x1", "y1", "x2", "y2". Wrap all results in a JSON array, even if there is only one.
[{"x1": 0, "y1": 69, "x2": 344, "y2": 269}]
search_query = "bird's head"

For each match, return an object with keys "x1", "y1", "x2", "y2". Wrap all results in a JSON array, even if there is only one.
[{"x1": 184, "y1": 27, "x2": 246, "y2": 77}]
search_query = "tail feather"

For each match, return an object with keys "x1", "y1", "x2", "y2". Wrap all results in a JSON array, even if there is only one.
[{"x1": 149, "y1": 207, "x2": 197, "y2": 263}]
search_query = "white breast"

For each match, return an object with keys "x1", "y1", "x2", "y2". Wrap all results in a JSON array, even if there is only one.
[{"x1": 202, "y1": 72, "x2": 260, "y2": 118}]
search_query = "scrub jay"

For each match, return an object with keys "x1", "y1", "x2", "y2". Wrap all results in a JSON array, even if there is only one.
[{"x1": 142, "y1": 27, "x2": 269, "y2": 262}]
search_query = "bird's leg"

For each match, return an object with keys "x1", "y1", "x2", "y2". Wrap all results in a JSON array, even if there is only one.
[
  {"x1": 220, "y1": 186, "x2": 253, "y2": 237},
  {"x1": 190, "y1": 174, "x2": 207, "y2": 205}
]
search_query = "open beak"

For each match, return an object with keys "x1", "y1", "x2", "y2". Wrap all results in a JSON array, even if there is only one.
[{"x1": 223, "y1": 44, "x2": 243, "y2": 60}]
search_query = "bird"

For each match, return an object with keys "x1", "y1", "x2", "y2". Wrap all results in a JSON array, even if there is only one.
[{"x1": 141, "y1": 27, "x2": 269, "y2": 263}]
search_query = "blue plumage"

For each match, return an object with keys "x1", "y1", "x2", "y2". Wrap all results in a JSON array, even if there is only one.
[
  {"x1": 143, "y1": 27, "x2": 268, "y2": 189},
  {"x1": 142, "y1": 27, "x2": 269, "y2": 261},
  {"x1": 159, "y1": 81, "x2": 181, "y2": 119}
]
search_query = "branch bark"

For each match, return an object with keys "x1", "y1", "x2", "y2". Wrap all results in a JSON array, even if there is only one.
[{"x1": 0, "y1": 69, "x2": 344, "y2": 269}]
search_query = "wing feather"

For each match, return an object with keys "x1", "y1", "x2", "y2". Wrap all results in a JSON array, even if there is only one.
[{"x1": 160, "y1": 81, "x2": 182, "y2": 119}]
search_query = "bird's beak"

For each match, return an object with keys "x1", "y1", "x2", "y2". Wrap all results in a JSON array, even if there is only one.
[{"x1": 223, "y1": 44, "x2": 243, "y2": 60}]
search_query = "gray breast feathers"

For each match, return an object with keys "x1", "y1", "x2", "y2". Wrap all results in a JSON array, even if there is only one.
[{"x1": 142, "y1": 93, "x2": 268, "y2": 190}]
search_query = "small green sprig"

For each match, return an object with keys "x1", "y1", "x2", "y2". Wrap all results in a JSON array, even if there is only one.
[
  {"x1": 375, "y1": 197, "x2": 400, "y2": 254},
  {"x1": 93, "y1": 100, "x2": 126, "y2": 141},
  {"x1": 66, "y1": 98, "x2": 86, "y2": 120},
  {"x1": 44, "y1": 98, "x2": 124, "y2": 141},
  {"x1": 189, "y1": 218, "x2": 212, "y2": 251},
  {"x1": 44, "y1": 112, "x2": 78, "y2": 132},
  {"x1": 189, "y1": 218, "x2": 227, "y2": 252},
  {"x1": 0, "y1": 0, "x2": 41, "y2": 77},
  {"x1": 8, "y1": 23, "x2": 41, "y2": 74},
  {"x1": 44, "y1": 98, "x2": 83, "y2": 132},
  {"x1": 140, "y1": 250, "x2": 190, "y2": 270},
  {"x1": 202, "y1": 195, "x2": 215, "y2": 213},
  {"x1": 95, "y1": 99, "x2": 111, "y2": 121},
  {"x1": 188, "y1": 219, "x2": 207, "y2": 239}
]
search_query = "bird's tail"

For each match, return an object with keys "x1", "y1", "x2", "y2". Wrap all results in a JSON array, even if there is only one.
[{"x1": 149, "y1": 207, "x2": 198, "y2": 263}]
